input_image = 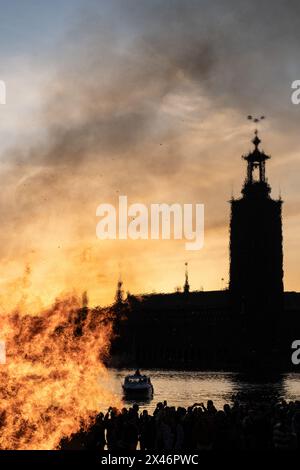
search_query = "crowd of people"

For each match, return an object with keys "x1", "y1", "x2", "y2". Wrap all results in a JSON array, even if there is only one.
[{"x1": 61, "y1": 397, "x2": 300, "y2": 450}]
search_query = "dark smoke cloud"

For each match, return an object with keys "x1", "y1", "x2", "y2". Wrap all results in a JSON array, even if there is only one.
[
  {"x1": 4, "y1": 0, "x2": 300, "y2": 170},
  {"x1": 1, "y1": 0, "x2": 300, "y2": 299}
]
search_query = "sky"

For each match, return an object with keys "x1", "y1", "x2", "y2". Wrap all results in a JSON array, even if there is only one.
[{"x1": 0, "y1": 0, "x2": 300, "y2": 309}]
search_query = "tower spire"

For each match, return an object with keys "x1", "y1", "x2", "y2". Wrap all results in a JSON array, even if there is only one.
[
  {"x1": 242, "y1": 119, "x2": 271, "y2": 198},
  {"x1": 184, "y1": 262, "x2": 190, "y2": 294},
  {"x1": 243, "y1": 129, "x2": 270, "y2": 184}
]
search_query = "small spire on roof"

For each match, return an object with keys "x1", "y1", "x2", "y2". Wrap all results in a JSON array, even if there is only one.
[{"x1": 184, "y1": 262, "x2": 190, "y2": 294}]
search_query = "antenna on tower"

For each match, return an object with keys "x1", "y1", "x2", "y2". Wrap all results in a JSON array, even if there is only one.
[
  {"x1": 247, "y1": 115, "x2": 266, "y2": 138},
  {"x1": 115, "y1": 274, "x2": 124, "y2": 305},
  {"x1": 247, "y1": 115, "x2": 266, "y2": 124}
]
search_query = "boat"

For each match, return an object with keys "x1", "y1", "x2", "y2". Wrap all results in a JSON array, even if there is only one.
[{"x1": 122, "y1": 370, "x2": 154, "y2": 397}]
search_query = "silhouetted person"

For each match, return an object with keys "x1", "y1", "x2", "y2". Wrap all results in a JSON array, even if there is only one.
[
  {"x1": 140, "y1": 410, "x2": 155, "y2": 450},
  {"x1": 59, "y1": 398, "x2": 300, "y2": 451}
]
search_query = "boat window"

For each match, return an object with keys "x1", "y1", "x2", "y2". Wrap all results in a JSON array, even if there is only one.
[{"x1": 124, "y1": 375, "x2": 149, "y2": 384}]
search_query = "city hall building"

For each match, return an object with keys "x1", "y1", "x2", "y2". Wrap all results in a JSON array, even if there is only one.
[{"x1": 110, "y1": 133, "x2": 300, "y2": 371}]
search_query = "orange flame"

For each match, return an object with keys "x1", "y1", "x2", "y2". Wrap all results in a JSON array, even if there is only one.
[{"x1": 0, "y1": 295, "x2": 120, "y2": 449}]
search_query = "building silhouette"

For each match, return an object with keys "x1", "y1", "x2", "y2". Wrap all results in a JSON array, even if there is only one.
[
  {"x1": 109, "y1": 133, "x2": 300, "y2": 372},
  {"x1": 230, "y1": 131, "x2": 284, "y2": 360}
]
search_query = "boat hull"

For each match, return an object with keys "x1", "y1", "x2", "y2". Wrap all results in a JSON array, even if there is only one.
[{"x1": 122, "y1": 385, "x2": 153, "y2": 397}]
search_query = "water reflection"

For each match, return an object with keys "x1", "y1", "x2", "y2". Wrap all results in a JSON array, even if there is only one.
[
  {"x1": 107, "y1": 369, "x2": 300, "y2": 412},
  {"x1": 231, "y1": 373, "x2": 285, "y2": 403}
]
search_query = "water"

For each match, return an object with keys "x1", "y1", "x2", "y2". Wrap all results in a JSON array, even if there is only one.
[{"x1": 105, "y1": 369, "x2": 300, "y2": 413}]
